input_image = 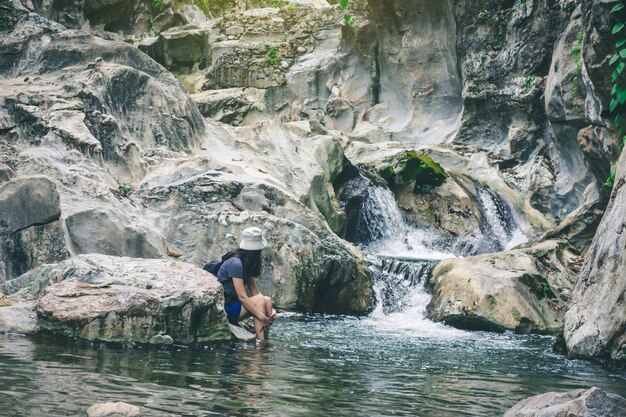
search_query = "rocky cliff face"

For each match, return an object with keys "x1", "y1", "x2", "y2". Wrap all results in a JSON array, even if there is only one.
[{"x1": 1, "y1": 0, "x2": 624, "y2": 353}]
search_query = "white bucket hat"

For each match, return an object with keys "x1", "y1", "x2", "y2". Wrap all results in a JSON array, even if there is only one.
[{"x1": 239, "y1": 227, "x2": 268, "y2": 251}]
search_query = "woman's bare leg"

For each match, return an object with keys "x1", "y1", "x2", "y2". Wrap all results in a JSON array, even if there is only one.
[{"x1": 240, "y1": 294, "x2": 270, "y2": 341}]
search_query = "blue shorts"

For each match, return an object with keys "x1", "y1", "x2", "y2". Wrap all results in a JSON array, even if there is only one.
[{"x1": 224, "y1": 301, "x2": 242, "y2": 325}]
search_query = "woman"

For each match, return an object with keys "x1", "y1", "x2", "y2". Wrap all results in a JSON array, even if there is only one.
[{"x1": 217, "y1": 227, "x2": 276, "y2": 341}]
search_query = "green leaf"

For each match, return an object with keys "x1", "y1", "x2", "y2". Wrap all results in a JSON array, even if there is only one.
[
  {"x1": 613, "y1": 69, "x2": 620, "y2": 81},
  {"x1": 339, "y1": 0, "x2": 348, "y2": 9},
  {"x1": 619, "y1": 61, "x2": 626, "y2": 74},
  {"x1": 611, "y1": 98, "x2": 619, "y2": 112},
  {"x1": 611, "y1": 53, "x2": 620, "y2": 65},
  {"x1": 613, "y1": 22, "x2": 625, "y2": 34},
  {"x1": 618, "y1": 88, "x2": 626, "y2": 104},
  {"x1": 620, "y1": 49, "x2": 626, "y2": 58},
  {"x1": 344, "y1": 13, "x2": 351, "y2": 22},
  {"x1": 612, "y1": 3, "x2": 625, "y2": 13},
  {"x1": 617, "y1": 39, "x2": 626, "y2": 48},
  {"x1": 616, "y1": 113, "x2": 623, "y2": 127},
  {"x1": 612, "y1": 84, "x2": 619, "y2": 95}
]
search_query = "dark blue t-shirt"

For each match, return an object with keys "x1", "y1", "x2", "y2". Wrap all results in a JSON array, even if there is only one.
[{"x1": 217, "y1": 256, "x2": 249, "y2": 305}]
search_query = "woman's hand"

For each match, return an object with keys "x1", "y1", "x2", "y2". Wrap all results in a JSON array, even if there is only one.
[
  {"x1": 268, "y1": 308, "x2": 277, "y2": 324},
  {"x1": 260, "y1": 314, "x2": 271, "y2": 328}
]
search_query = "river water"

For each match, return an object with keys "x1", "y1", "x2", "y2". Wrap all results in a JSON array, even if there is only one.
[{"x1": 1, "y1": 316, "x2": 626, "y2": 417}]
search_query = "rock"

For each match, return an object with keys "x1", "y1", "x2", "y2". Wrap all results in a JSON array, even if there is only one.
[
  {"x1": 0, "y1": 302, "x2": 37, "y2": 334},
  {"x1": 35, "y1": 254, "x2": 231, "y2": 344},
  {"x1": 151, "y1": 8, "x2": 185, "y2": 34},
  {"x1": 0, "y1": 176, "x2": 61, "y2": 236},
  {"x1": 228, "y1": 323, "x2": 255, "y2": 341},
  {"x1": 428, "y1": 240, "x2": 578, "y2": 334},
  {"x1": 0, "y1": 177, "x2": 68, "y2": 284},
  {"x1": 544, "y1": 6, "x2": 585, "y2": 123},
  {"x1": 149, "y1": 334, "x2": 173, "y2": 345},
  {"x1": 192, "y1": 88, "x2": 265, "y2": 125},
  {"x1": 562, "y1": 148, "x2": 626, "y2": 362},
  {"x1": 139, "y1": 171, "x2": 373, "y2": 313},
  {"x1": 225, "y1": 25, "x2": 244, "y2": 36},
  {"x1": 504, "y1": 387, "x2": 626, "y2": 417},
  {"x1": 86, "y1": 402, "x2": 141, "y2": 417},
  {"x1": 0, "y1": 163, "x2": 15, "y2": 183},
  {"x1": 65, "y1": 208, "x2": 164, "y2": 259},
  {"x1": 139, "y1": 27, "x2": 211, "y2": 70}
]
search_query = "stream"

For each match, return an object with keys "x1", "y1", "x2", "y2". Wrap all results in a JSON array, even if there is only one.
[{"x1": 1, "y1": 177, "x2": 626, "y2": 416}]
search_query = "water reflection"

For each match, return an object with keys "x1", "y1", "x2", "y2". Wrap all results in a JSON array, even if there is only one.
[{"x1": 1, "y1": 316, "x2": 626, "y2": 417}]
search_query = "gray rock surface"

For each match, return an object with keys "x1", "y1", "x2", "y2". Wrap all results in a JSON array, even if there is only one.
[
  {"x1": 563, "y1": 148, "x2": 626, "y2": 361},
  {"x1": 428, "y1": 240, "x2": 579, "y2": 334},
  {"x1": 86, "y1": 402, "x2": 142, "y2": 417},
  {"x1": 33, "y1": 254, "x2": 232, "y2": 344},
  {"x1": 504, "y1": 387, "x2": 626, "y2": 417}
]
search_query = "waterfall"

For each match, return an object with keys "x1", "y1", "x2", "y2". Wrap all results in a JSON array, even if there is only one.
[{"x1": 338, "y1": 172, "x2": 451, "y2": 259}]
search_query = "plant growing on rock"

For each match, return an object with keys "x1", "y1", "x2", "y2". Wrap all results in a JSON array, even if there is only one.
[
  {"x1": 379, "y1": 151, "x2": 447, "y2": 194},
  {"x1": 523, "y1": 75, "x2": 535, "y2": 89},
  {"x1": 265, "y1": 45, "x2": 281, "y2": 67},
  {"x1": 152, "y1": 0, "x2": 164, "y2": 12},
  {"x1": 607, "y1": 2, "x2": 626, "y2": 187}
]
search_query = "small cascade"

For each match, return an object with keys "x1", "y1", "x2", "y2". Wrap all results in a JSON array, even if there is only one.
[
  {"x1": 370, "y1": 256, "x2": 438, "y2": 315},
  {"x1": 474, "y1": 185, "x2": 517, "y2": 253}
]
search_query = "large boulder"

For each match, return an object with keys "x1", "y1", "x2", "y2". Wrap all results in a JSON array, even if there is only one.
[
  {"x1": 504, "y1": 387, "x2": 626, "y2": 417},
  {"x1": 428, "y1": 240, "x2": 579, "y2": 334},
  {"x1": 138, "y1": 170, "x2": 373, "y2": 314},
  {"x1": 562, "y1": 149, "x2": 626, "y2": 361},
  {"x1": 31, "y1": 254, "x2": 231, "y2": 344},
  {"x1": 0, "y1": 176, "x2": 68, "y2": 283}
]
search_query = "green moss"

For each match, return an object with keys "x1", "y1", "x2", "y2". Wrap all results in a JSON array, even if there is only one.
[
  {"x1": 379, "y1": 151, "x2": 446, "y2": 194},
  {"x1": 519, "y1": 274, "x2": 556, "y2": 299}
]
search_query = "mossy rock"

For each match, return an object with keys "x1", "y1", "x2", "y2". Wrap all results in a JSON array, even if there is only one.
[{"x1": 378, "y1": 151, "x2": 446, "y2": 193}]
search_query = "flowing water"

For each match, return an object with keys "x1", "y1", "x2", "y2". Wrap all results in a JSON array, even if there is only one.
[{"x1": 1, "y1": 177, "x2": 625, "y2": 416}]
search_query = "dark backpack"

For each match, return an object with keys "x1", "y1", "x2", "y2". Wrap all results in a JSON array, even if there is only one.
[{"x1": 203, "y1": 260, "x2": 223, "y2": 277}]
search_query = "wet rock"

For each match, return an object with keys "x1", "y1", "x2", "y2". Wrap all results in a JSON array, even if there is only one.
[
  {"x1": 428, "y1": 240, "x2": 578, "y2": 334},
  {"x1": 35, "y1": 254, "x2": 231, "y2": 344},
  {"x1": 86, "y1": 402, "x2": 142, "y2": 417},
  {"x1": 503, "y1": 387, "x2": 626, "y2": 417}
]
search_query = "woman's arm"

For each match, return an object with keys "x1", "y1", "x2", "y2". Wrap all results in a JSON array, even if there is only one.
[
  {"x1": 233, "y1": 277, "x2": 268, "y2": 323},
  {"x1": 248, "y1": 277, "x2": 261, "y2": 297}
]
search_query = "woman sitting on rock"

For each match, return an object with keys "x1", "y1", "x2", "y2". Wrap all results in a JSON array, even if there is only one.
[{"x1": 217, "y1": 227, "x2": 277, "y2": 342}]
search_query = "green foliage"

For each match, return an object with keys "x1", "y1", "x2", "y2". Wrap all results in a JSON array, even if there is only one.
[
  {"x1": 271, "y1": 0, "x2": 281, "y2": 8},
  {"x1": 266, "y1": 45, "x2": 281, "y2": 66},
  {"x1": 607, "y1": 1, "x2": 626, "y2": 188},
  {"x1": 285, "y1": 4, "x2": 295, "y2": 11},
  {"x1": 523, "y1": 75, "x2": 535, "y2": 89},
  {"x1": 338, "y1": 0, "x2": 359, "y2": 29},
  {"x1": 152, "y1": 0, "x2": 164, "y2": 11}
]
